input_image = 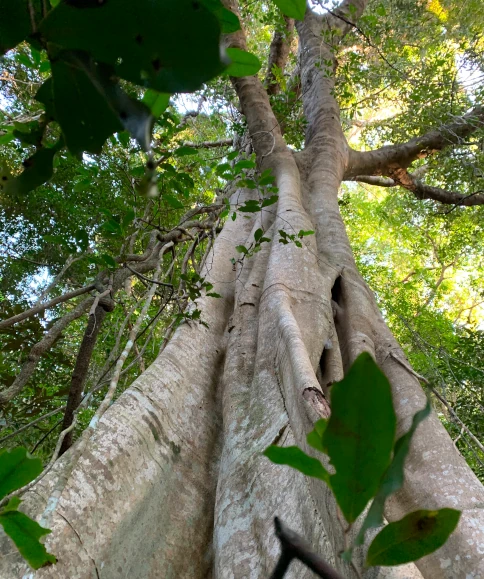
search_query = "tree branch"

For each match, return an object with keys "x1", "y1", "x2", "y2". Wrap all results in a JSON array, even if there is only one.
[
  {"x1": 346, "y1": 105, "x2": 484, "y2": 179},
  {"x1": 270, "y1": 518, "x2": 344, "y2": 579},
  {"x1": 265, "y1": 16, "x2": 295, "y2": 96},
  {"x1": 0, "y1": 284, "x2": 96, "y2": 330},
  {"x1": 353, "y1": 171, "x2": 484, "y2": 206},
  {"x1": 182, "y1": 138, "x2": 233, "y2": 149}
]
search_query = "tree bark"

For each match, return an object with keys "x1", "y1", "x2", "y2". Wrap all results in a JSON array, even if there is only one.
[{"x1": 1, "y1": 3, "x2": 484, "y2": 578}]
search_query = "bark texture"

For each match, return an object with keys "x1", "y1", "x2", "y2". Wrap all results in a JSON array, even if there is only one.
[{"x1": 1, "y1": 2, "x2": 484, "y2": 578}]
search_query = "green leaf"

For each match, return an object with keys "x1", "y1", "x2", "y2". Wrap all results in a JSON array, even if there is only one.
[
  {"x1": 225, "y1": 48, "x2": 261, "y2": 77},
  {"x1": 355, "y1": 400, "x2": 432, "y2": 547},
  {"x1": 50, "y1": 55, "x2": 122, "y2": 156},
  {"x1": 2, "y1": 143, "x2": 61, "y2": 196},
  {"x1": 143, "y1": 90, "x2": 170, "y2": 118},
  {"x1": 101, "y1": 254, "x2": 117, "y2": 268},
  {"x1": 35, "y1": 79, "x2": 56, "y2": 121},
  {"x1": 235, "y1": 245, "x2": 248, "y2": 255},
  {"x1": 254, "y1": 228, "x2": 264, "y2": 242},
  {"x1": 0, "y1": 507, "x2": 56, "y2": 569},
  {"x1": 307, "y1": 418, "x2": 328, "y2": 452},
  {"x1": 324, "y1": 352, "x2": 396, "y2": 523},
  {"x1": 40, "y1": 0, "x2": 225, "y2": 93},
  {"x1": 366, "y1": 509, "x2": 461, "y2": 566},
  {"x1": 0, "y1": 0, "x2": 38, "y2": 55},
  {"x1": 174, "y1": 146, "x2": 198, "y2": 157},
  {"x1": 239, "y1": 200, "x2": 261, "y2": 213},
  {"x1": 298, "y1": 230, "x2": 315, "y2": 237},
  {"x1": 0, "y1": 448, "x2": 42, "y2": 500},
  {"x1": 164, "y1": 194, "x2": 184, "y2": 209},
  {"x1": 264, "y1": 446, "x2": 330, "y2": 482},
  {"x1": 234, "y1": 159, "x2": 256, "y2": 171},
  {"x1": 207, "y1": 292, "x2": 222, "y2": 298},
  {"x1": 271, "y1": 0, "x2": 306, "y2": 20},
  {"x1": 261, "y1": 195, "x2": 279, "y2": 207},
  {"x1": 259, "y1": 174, "x2": 275, "y2": 186},
  {"x1": 50, "y1": 53, "x2": 154, "y2": 154},
  {"x1": 74, "y1": 229, "x2": 89, "y2": 252},
  {"x1": 200, "y1": 0, "x2": 241, "y2": 33}
]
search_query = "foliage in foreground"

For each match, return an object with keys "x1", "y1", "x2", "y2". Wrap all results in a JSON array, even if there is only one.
[{"x1": 265, "y1": 353, "x2": 460, "y2": 571}]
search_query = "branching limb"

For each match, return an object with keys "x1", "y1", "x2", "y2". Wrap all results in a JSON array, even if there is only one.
[
  {"x1": 346, "y1": 105, "x2": 484, "y2": 179},
  {"x1": 352, "y1": 171, "x2": 484, "y2": 206}
]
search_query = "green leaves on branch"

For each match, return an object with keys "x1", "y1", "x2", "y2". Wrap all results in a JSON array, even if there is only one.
[
  {"x1": 0, "y1": 448, "x2": 56, "y2": 569},
  {"x1": 271, "y1": 0, "x2": 306, "y2": 20},
  {"x1": 264, "y1": 353, "x2": 461, "y2": 568}
]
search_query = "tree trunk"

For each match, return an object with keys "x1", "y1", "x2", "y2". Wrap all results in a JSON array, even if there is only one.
[{"x1": 2, "y1": 3, "x2": 484, "y2": 578}]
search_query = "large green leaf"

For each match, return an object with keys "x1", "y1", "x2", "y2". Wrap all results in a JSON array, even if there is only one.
[
  {"x1": 200, "y1": 0, "x2": 241, "y2": 33},
  {"x1": 143, "y1": 90, "x2": 170, "y2": 119},
  {"x1": 225, "y1": 48, "x2": 261, "y2": 77},
  {"x1": 324, "y1": 352, "x2": 396, "y2": 522},
  {"x1": 272, "y1": 0, "x2": 306, "y2": 20},
  {"x1": 0, "y1": 498, "x2": 56, "y2": 569},
  {"x1": 50, "y1": 55, "x2": 123, "y2": 155},
  {"x1": 0, "y1": 448, "x2": 42, "y2": 500},
  {"x1": 366, "y1": 509, "x2": 461, "y2": 566},
  {"x1": 354, "y1": 400, "x2": 432, "y2": 548},
  {"x1": 263, "y1": 446, "x2": 330, "y2": 482},
  {"x1": 0, "y1": 0, "x2": 40, "y2": 55},
  {"x1": 40, "y1": 0, "x2": 225, "y2": 93},
  {"x1": 2, "y1": 143, "x2": 61, "y2": 196},
  {"x1": 306, "y1": 418, "x2": 328, "y2": 453}
]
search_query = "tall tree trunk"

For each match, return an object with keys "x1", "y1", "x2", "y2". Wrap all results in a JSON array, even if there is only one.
[{"x1": 2, "y1": 3, "x2": 484, "y2": 578}]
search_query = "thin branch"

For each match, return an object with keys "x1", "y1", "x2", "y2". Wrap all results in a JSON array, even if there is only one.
[
  {"x1": 0, "y1": 406, "x2": 66, "y2": 445},
  {"x1": 270, "y1": 518, "x2": 344, "y2": 579},
  {"x1": 0, "y1": 284, "x2": 95, "y2": 330},
  {"x1": 429, "y1": 385, "x2": 484, "y2": 455}
]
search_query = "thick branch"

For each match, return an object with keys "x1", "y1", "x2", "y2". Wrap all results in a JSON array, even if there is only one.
[
  {"x1": 265, "y1": 16, "x2": 295, "y2": 96},
  {"x1": 346, "y1": 105, "x2": 484, "y2": 179},
  {"x1": 59, "y1": 305, "x2": 108, "y2": 455}
]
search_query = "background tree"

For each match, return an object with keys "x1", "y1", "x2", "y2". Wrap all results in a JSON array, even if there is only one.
[{"x1": 0, "y1": 0, "x2": 483, "y2": 577}]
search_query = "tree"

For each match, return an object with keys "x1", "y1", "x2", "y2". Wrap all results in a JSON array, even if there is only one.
[{"x1": 1, "y1": 0, "x2": 484, "y2": 577}]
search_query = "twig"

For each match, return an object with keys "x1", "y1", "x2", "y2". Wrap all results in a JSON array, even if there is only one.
[
  {"x1": 270, "y1": 517, "x2": 344, "y2": 579},
  {"x1": 0, "y1": 406, "x2": 66, "y2": 445}
]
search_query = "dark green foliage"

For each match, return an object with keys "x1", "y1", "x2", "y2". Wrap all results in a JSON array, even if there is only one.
[{"x1": 40, "y1": 0, "x2": 225, "y2": 93}]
